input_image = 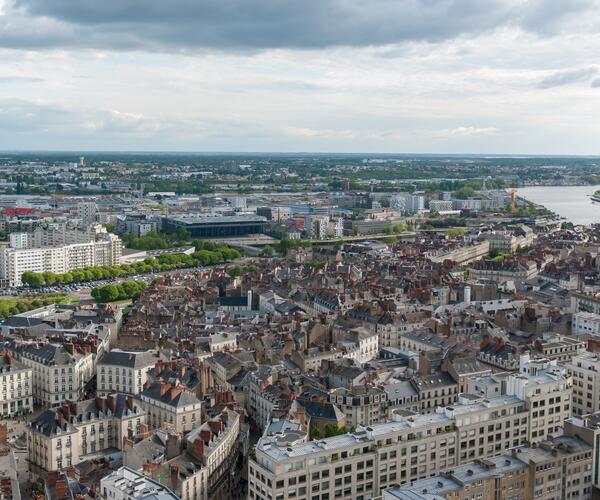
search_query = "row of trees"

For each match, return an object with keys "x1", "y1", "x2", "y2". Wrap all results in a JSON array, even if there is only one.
[
  {"x1": 0, "y1": 294, "x2": 69, "y2": 319},
  {"x1": 21, "y1": 244, "x2": 241, "y2": 288},
  {"x1": 91, "y1": 280, "x2": 148, "y2": 303}
]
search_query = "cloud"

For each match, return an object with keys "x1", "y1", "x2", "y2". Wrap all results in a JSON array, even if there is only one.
[
  {"x1": 537, "y1": 67, "x2": 598, "y2": 88},
  {"x1": 435, "y1": 126, "x2": 499, "y2": 139},
  {"x1": 0, "y1": 75, "x2": 44, "y2": 83},
  {"x1": 0, "y1": 0, "x2": 597, "y2": 52}
]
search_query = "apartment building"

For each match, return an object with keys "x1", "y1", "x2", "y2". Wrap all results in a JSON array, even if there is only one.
[
  {"x1": 328, "y1": 386, "x2": 388, "y2": 427},
  {"x1": 4, "y1": 340, "x2": 94, "y2": 406},
  {"x1": 77, "y1": 201, "x2": 97, "y2": 225},
  {"x1": 27, "y1": 394, "x2": 146, "y2": 477},
  {"x1": 0, "y1": 232, "x2": 122, "y2": 286},
  {"x1": 412, "y1": 373, "x2": 459, "y2": 414},
  {"x1": 169, "y1": 409, "x2": 241, "y2": 500},
  {"x1": 383, "y1": 434, "x2": 593, "y2": 500},
  {"x1": 573, "y1": 311, "x2": 600, "y2": 336},
  {"x1": 249, "y1": 393, "x2": 531, "y2": 500},
  {"x1": 97, "y1": 350, "x2": 157, "y2": 396},
  {"x1": 383, "y1": 453, "x2": 529, "y2": 500},
  {"x1": 565, "y1": 352, "x2": 600, "y2": 416},
  {"x1": 0, "y1": 352, "x2": 33, "y2": 417},
  {"x1": 469, "y1": 354, "x2": 572, "y2": 443},
  {"x1": 139, "y1": 381, "x2": 203, "y2": 433}
]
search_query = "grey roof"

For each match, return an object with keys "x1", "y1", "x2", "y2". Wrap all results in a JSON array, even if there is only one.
[
  {"x1": 140, "y1": 382, "x2": 201, "y2": 408},
  {"x1": 98, "y1": 350, "x2": 157, "y2": 369},
  {"x1": 8, "y1": 342, "x2": 75, "y2": 366}
]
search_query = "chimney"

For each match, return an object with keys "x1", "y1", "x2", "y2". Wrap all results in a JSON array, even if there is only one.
[
  {"x1": 169, "y1": 464, "x2": 180, "y2": 490},
  {"x1": 200, "y1": 429, "x2": 212, "y2": 444},
  {"x1": 166, "y1": 433, "x2": 182, "y2": 460},
  {"x1": 127, "y1": 395, "x2": 134, "y2": 411},
  {"x1": 96, "y1": 397, "x2": 106, "y2": 413},
  {"x1": 160, "y1": 383, "x2": 171, "y2": 397},
  {"x1": 54, "y1": 478, "x2": 69, "y2": 499},
  {"x1": 143, "y1": 461, "x2": 159, "y2": 480},
  {"x1": 107, "y1": 394, "x2": 116, "y2": 413},
  {"x1": 170, "y1": 387, "x2": 184, "y2": 401},
  {"x1": 139, "y1": 423, "x2": 149, "y2": 440},
  {"x1": 191, "y1": 438, "x2": 205, "y2": 462},
  {"x1": 64, "y1": 343, "x2": 74, "y2": 355}
]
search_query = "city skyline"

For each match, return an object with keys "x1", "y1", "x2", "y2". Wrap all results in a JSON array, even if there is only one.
[{"x1": 1, "y1": 0, "x2": 600, "y2": 153}]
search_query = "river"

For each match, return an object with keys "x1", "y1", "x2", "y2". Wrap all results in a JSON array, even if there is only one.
[{"x1": 517, "y1": 185, "x2": 600, "y2": 226}]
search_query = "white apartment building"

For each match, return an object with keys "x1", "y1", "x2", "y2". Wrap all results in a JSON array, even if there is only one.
[
  {"x1": 469, "y1": 354, "x2": 572, "y2": 443},
  {"x1": 4, "y1": 340, "x2": 94, "y2": 406},
  {"x1": 566, "y1": 352, "x2": 600, "y2": 416},
  {"x1": 573, "y1": 311, "x2": 600, "y2": 336},
  {"x1": 0, "y1": 352, "x2": 33, "y2": 417},
  {"x1": 306, "y1": 215, "x2": 344, "y2": 240},
  {"x1": 100, "y1": 466, "x2": 179, "y2": 500},
  {"x1": 139, "y1": 381, "x2": 203, "y2": 433},
  {"x1": 0, "y1": 232, "x2": 122, "y2": 286},
  {"x1": 249, "y1": 394, "x2": 530, "y2": 500},
  {"x1": 27, "y1": 394, "x2": 146, "y2": 476},
  {"x1": 97, "y1": 350, "x2": 157, "y2": 396}
]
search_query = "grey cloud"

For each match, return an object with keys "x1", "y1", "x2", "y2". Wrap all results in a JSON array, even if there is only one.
[
  {"x1": 591, "y1": 78, "x2": 600, "y2": 88},
  {"x1": 1, "y1": 0, "x2": 598, "y2": 52},
  {"x1": 537, "y1": 67, "x2": 598, "y2": 88}
]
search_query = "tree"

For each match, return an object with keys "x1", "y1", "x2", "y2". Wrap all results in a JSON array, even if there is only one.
[
  {"x1": 22, "y1": 272, "x2": 45, "y2": 288},
  {"x1": 228, "y1": 265, "x2": 243, "y2": 278},
  {"x1": 262, "y1": 245, "x2": 274, "y2": 257},
  {"x1": 310, "y1": 427, "x2": 322, "y2": 439},
  {"x1": 454, "y1": 186, "x2": 475, "y2": 199}
]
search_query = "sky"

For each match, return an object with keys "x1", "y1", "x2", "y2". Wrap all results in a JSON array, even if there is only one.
[{"x1": 1, "y1": 0, "x2": 600, "y2": 154}]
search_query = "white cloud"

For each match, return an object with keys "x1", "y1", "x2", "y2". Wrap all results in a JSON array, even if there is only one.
[{"x1": 435, "y1": 127, "x2": 500, "y2": 139}]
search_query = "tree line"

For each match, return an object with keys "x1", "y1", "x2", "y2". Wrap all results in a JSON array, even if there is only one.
[{"x1": 21, "y1": 243, "x2": 241, "y2": 288}]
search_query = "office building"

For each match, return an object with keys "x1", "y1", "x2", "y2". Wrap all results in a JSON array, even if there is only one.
[{"x1": 162, "y1": 215, "x2": 267, "y2": 238}]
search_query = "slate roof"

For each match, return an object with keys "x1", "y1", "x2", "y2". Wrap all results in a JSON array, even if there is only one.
[
  {"x1": 140, "y1": 382, "x2": 201, "y2": 408},
  {"x1": 98, "y1": 350, "x2": 157, "y2": 369}
]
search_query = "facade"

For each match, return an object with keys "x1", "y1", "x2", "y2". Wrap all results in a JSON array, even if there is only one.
[
  {"x1": 249, "y1": 394, "x2": 531, "y2": 500},
  {"x1": 0, "y1": 352, "x2": 33, "y2": 417},
  {"x1": 100, "y1": 466, "x2": 179, "y2": 500},
  {"x1": 469, "y1": 354, "x2": 572, "y2": 443},
  {"x1": 77, "y1": 201, "x2": 98, "y2": 225},
  {"x1": 5, "y1": 341, "x2": 94, "y2": 406},
  {"x1": 97, "y1": 350, "x2": 157, "y2": 396},
  {"x1": 573, "y1": 311, "x2": 600, "y2": 336},
  {"x1": 27, "y1": 394, "x2": 146, "y2": 476},
  {"x1": 566, "y1": 352, "x2": 600, "y2": 416},
  {"x1": 383, "y1": 435, "x2": 593, "y2": 500},
  {"x1": 0, "y1": 232, "x2": 122, "y2": 286},
  {"x1": 328, "y1": 386, "x2": 388, "y2": 427},
  {"x1": 137, "y1": 408, "x2": 241, "y2": 500},
  {"x1": 139, "y1": 381, "x2": 203, "y2": 433},
  {"x1": 162, "y1": 214, "x2": 267, "y2": 237},
  {"x1": 427, "y1": 240, "x2": 490, "y2": 265}
]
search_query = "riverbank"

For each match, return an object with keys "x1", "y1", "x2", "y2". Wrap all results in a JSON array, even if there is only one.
[{"x1": 517, "y1": 186, "x2": 600, "y2": 225}]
